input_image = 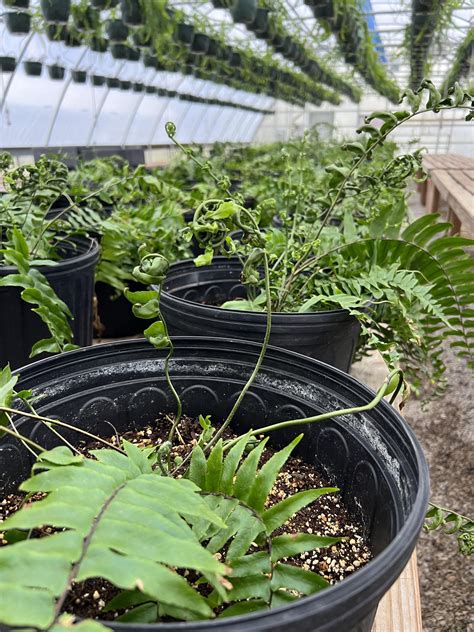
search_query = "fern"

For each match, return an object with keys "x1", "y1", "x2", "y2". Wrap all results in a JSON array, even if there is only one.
[
  {"x1": 425, "y1": 503, "x2": 474, "y2": 556},
  {"x1": 0, "y1": 444, "x2": 228, "y2": 628},
  {"x1": 0, "y1": 229, "x2": 77, "y2": 357},
  {"x1": 0, "y1": 429, "x2": 340, "y2": 627},
  {"x1": 297, "y1": 214, "x2": 474, "y2": 391}
]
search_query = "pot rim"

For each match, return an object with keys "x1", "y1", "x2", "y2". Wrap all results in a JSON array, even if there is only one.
[
  {"x1": 9, "y1": 336, "x2": 429, "y2": 629},
  {"x1": 161, "y1": 257, "x2": 359, "y2": 320},
  {"x1": 0, "y1": 236, "x2": 99, "y2": 276}
]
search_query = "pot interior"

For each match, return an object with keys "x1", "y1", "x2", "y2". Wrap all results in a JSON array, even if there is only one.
[{"x1": 1, "y1": 339, "x2": 425, "y2": 562}]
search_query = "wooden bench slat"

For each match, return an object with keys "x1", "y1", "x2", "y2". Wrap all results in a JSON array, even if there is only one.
[{"x1": 430, "y1": 170, "x2": 474, "y2": 233}]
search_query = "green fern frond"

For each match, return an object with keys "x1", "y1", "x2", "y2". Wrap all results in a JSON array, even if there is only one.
[
  {"x1": 0, "y1": 229, "x2": 78, "y2": 357},
  {"x1": 0, "y1": 444, "x2": 228, "y2": 629}
]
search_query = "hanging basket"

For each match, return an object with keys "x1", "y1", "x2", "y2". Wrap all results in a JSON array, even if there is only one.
[
  {"x1": 5, "y1": 11, "x2": 31, "y2": 34},
  {"x1": 47, "y1": 64, "x2": 65, "y2": 80},
  {"x1": 64, "y1": 30, "x2": 83, "y2": 48},
  {"x1": 91, "y1": 0, "x2": 118, "y2": 7},
  {"x1": 45, "y1": 23, "x2": 67, "y2": 41},
  {"x1": 106, "y1": 77, "x2": 120, "y2": 88},
  {"x1": 0, "y1": 57, "x2": 16, "y2": 72},
  {"x1": 4, "y1": 0, "x2": 29, "y2": 7},
  {"x1": 106, "y1": 19, "x2": 129, "y2": 42},
  {"x1": 110, "y1": 43, "x2": 130, "y2": 60},
  {"x1": 90, "y1": 36, "x2": 108, "y2": 53},
  {"x1": 23, "y1": 60, "x2": 42, "y2": 76},
  {"x1": 71, "y1": 70, "x2": 87, "y2": 83},
  {"x1": 143, "y1": 54, "x2": 159, "y2": 68},
  {"x1": 92, "y1": 74, "x2": 106, "y2": 86},
  {"x1": 71, "y1": 6, "x2": 99, "y2": 31},
  {"x1": 128, "y1": 47, "x2": 141, "y2": 62},
  {"x1": 120, "y1": 0, "x2": 143, "y2": 26},
  {"x1": 230, "y1": 0, "x2": 257, "y2": 24},
  {"x1": 191, "y1": 33, "x2": 210, "y2": 55},
  {"x1": 175, "y1": 23, "x2": 195, "y2": 46},
  {"x1": 40, "y1": 0, "x2": 71, "y2": 23}
]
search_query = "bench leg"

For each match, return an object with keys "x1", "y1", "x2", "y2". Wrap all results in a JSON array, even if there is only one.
[
  {"x1": 425, "y1": 180, "x2": 440, "y2": 213},
  {"x1": 448, "y1": 207, "x2": 461, "y2": 235},
  {"x1": 419, "y1": 179, "x2": 428, "y2": 205}
]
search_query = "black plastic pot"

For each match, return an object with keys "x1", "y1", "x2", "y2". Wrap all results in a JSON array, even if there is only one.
[
  {"x1": 191, "y1": 33, "x2": 210, "y2": 55},
  {"x1": 45, "y1": 23, "x2": 67, "y2": 41},
  {"x1": 231, "y1": 0, "x2": 257, "y2": 24},
  {"x1": 132, "y1": 30, "x2": 151, "y2": 48},
  {"x1": 91, "y1": 0, "x2": 118, "y2": 7},
  {"x1": 1, "y1": 337, "x2": 428, "y2": 631},
  {"x1": 106, "y1": 19, "x2": 129, "y2": 42},
  {"x1": 40, "y1": 0, "x2": 70, "y2": 23},
  {"x1": 0, "y1": 237, "x2": 99, "y2": 370},
  {"x1": 5, "y1": 11, "x2": 31, "y2": 34},
  {"x1": 23, "y1": 60, "x2": 42, "y2": 76},
  {"x1": 92, "y1": 74, "x2": 106, "y2": 86},
  {"x1": 249, "y1": 7, "x2": 269, "y2": 34},
  {"x1": 128, "y1": 47, "x2": 140, "y2": 62},
  {"x1": 106, "y1": 77, "x2": 120, "y2": 89},
  {"x1": 64, "y1": 30, "x2": 82, "y2": 47},
  {"x1": 120, "y1": 0, "x2": 143, "y2": 25},
  {"x1": 119, "y1": 80, "x2": 131, "y2": 90},
  {"x1": 47, "y1": 64, "x2": 65, "y2": 80},
  {"x1": 143, "y1": 54, "x2": 159, "y2": 68},
  {"x1": 110, "y1": 43, "x2": 129, "y2": 60},
  {"x1": 4, "y1": 0, "x2": 29, "y2": 7},
  {"x1": 132, "y1": 81, "x2": 144, "y2": 92},
  {"x1": 0, "y1": 57, "x2": 16, "y2": 72},
  {"x1": 145, "y1": 85, "x2": 156, "y2": 94},
  {"x1": 90, "y1": 36, "x2": 108, "y2": 53},
  {"x1": 176, "y1": 22, "x2": 194, "y2": 46},
  {"x1": 72, "y1": 5, "x2": 98, "y2": 31},
  {"x1": 94, "y1": 280, "x2": 145, "y2": 338},
  {"x1": 72, "y1": 70, "x2": 87, "y2": 83},
  {"x1": 161, "y1": 258, "x2": 361, "y2": 372}
]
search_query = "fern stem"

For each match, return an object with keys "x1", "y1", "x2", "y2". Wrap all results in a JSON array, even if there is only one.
[
  {"x1": 223, "y1": 370, "x2": 402, "y2": 450},
  {"x1": 279, "y1": 104, "x2": 473, "y2": 302},
  {"x1": 206, "y1": 252, "x2": 272, "y2": 450},
  {"x1": 0, "y1": 407, "x2": 126, "y2": 454},
  {"x1": 0, "y1": 424, "x2": 44, "y2": 452},
  {"x1": 48, "y1": 482, "x2": 126, "y2": 628}
]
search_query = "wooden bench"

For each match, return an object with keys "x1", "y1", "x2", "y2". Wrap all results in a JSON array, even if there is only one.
[
  {"x1": 372, "y1": 552, "x2": 422, "y2": 631},
  {"x1": 418, "y1": 154, "x2": 474, "y2": 237}
]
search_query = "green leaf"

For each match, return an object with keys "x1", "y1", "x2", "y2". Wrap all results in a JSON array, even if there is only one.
[
  {"x1": 0, "y1": 365, "x2": 17, "y2": 426},
  {"x1": 271, "y1": 533, "x2": 343, "y2": 562},
  {"x1": 233, "y1": 438, "x2": 268, "y2": 501},
  {"x1": 262, "y1": 488, "x2": 338, "y2": 534},
  {"x1": 246, "y1": 435, "x2": 302, "y2": 512},
  {"x1": 194, "y1": 246, "x2": 214, "y2": 267},
  {"x1": 143, "y1": 321, "x2": 170, "y2": 349},
  {"x1": 204, "y1": 439, "x2": 223, "y2": 492},
  {"x1": 219, "y1": 599, "x2": 267, "y2": 617},
  {"x1": 188, "y1": 445, "x2": 207, "y2": 489},
  {"x1": 220, "y1": 432, "x2": 252, "y2": 494},
  {"x1": 0, "y1": 449, "x2": 229, "y2": 627},
  {"x1": 271, "y1": 563, "x2": 329, "y2": 593}
]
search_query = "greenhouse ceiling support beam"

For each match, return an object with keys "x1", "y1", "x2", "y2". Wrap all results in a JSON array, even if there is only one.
[
  {"x1": 147, "y1": 75, "x2": 189, "y2": 146},
  {"x1": 86, "y1": 87, "x2": 111, "y2": 147},
  {"x1": 0, "y1": 31, "x2": 35, "y2": 114},
  {"x1": 121, "y1": 92, "x2": 147, "y2": 147},
  {"x1": 45, "y1": 48, "x2": 89, "y2": 147},
  {"x1": 86, "y1": 60, "x2": 127, "y2": 146}
]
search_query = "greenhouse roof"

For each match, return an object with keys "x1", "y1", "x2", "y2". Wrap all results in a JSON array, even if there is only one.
[{"x1": 0, "y1": 0, "x2": 472, "y2": 148}]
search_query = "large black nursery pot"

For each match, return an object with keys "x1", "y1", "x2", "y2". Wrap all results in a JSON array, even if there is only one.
[
  {"x1": 94, "y1": 280, "x2": 145, "y2": 338},
  {"x1": 0, "y1": 237, "x2": 99, "y2": 370},
  {"x1": 0, "y1": 337, "x2": 429, "y2": 631},
  {"x1": 160, "y1": 257, "x2": 361, "y2": 372}
]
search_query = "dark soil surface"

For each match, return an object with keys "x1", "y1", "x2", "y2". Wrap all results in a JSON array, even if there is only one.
[
  {"x1": 403, "y1": 343, "x2": 473, "y2": 632},
  {"x1": 0, "y1": 416, "x2": 371, "y2": 622}
]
